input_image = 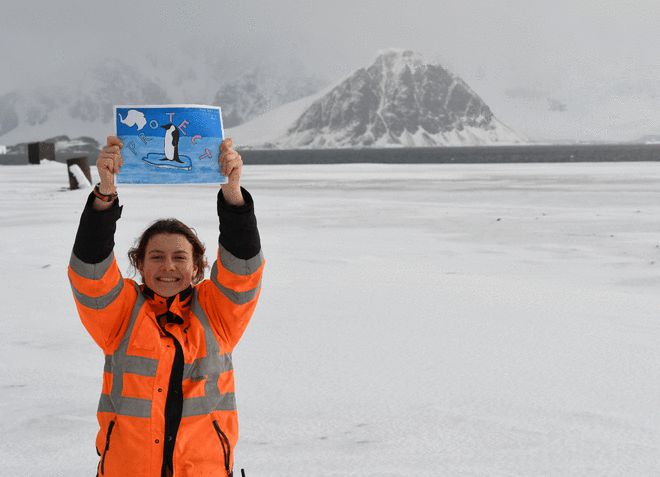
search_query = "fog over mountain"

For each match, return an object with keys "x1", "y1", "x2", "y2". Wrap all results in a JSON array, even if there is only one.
[
  {"x1": 0, "y1": 50, "x2": 524, "y2": 149},
  {"x1": 214, "y1": 67, "x2": 327, "y2": 128},
  {"x1": 3, "y1": 0, "x2": 660, "y2": 143},
  {"x1": 0, "y1": 55, "x2": 324, "y2": 147}
]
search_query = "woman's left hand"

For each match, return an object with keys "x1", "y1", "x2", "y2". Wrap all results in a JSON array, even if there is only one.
[{"x1": 219, "y1": 138, "x2": 245, "y2": 206}]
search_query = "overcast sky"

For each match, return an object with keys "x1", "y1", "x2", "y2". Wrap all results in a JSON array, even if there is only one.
[
  {"x1": 3, "y1": 0, "x2": 660, "y2": 140},
  {"x1": 3, "y1": 0, "x2": 660, "y2": 87}
]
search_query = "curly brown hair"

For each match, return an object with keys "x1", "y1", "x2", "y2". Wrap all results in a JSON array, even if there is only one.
[{"x1": 128, "y1": 218, "x2": 209, "y2": 284}]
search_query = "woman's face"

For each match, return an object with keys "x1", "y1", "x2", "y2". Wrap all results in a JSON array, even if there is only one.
[{"x1": 139, "y1": 233, "x2": 197, "y2": 297}]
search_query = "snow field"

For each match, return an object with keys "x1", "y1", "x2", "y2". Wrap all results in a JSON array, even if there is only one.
[{"x1": 1, "y1": 161, "x2": 659, "y2": 476}]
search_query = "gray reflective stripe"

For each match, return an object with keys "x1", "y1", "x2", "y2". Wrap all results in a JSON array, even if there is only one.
[
  {"x1": 97, "y1": 285, "x2": 153, "y2": 418},
  {"x1": 183, "y1": 353, "x2": 233, "y2": 380},
  {"x1": 112, "y1": 290, "x2": 148, "y2": 417},
  {"x1": 182, "y1": 393, "x2": 237, "y2": 416},
  {"x1": 98, "y1": 393, "x2": 115, "y2": 413},
  {"x1": 219, "y1": 245, "x2": 264, "y2": 276},
  {"x1": 71, "y1": 277, "x2": 124, "y2": 310},
  {"x1": 115, "y1": 397, "x2": 152, "y2": 418},
  {"x1": 181, "y1": 291, "x2": 236, "y2": 416},
  {"x1": 123, "y1": 355, "x2": 159, "y2": 376},
  {"x1": 69, "y1": 251, "x2": 115, "y2": 280},
  {"x1": 98, "y1": 393, "x2": 150, "y2": 418},
  {"x1": 211, "y1": 262, "x2": 261, "y2": 305}
]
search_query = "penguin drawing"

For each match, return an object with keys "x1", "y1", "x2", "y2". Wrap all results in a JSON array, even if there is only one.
[{"x1": 161, "y1": 123, "x2": 183, "y2": 163}]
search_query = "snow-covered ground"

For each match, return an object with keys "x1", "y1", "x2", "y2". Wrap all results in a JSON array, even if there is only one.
[{"x1": 1, "y1": 160, "x2": 660, "y2": 476}]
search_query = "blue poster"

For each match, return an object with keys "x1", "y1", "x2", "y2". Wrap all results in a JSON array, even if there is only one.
[{"x1": 114, "y1": 104, "x2": 226, "y2": 184}]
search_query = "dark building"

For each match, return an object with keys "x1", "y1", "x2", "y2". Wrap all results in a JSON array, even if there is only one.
[{"x1": 28, "y1": 142, "x2": 55, "y2": 164}]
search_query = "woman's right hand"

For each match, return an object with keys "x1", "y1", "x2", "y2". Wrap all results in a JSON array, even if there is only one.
[{"x1": 96, "y1": 136, "x2": 123, "y2": 194}]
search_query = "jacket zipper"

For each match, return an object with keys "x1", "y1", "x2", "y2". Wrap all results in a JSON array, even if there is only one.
[
  {"x1": 212, "y1": 420, "x2": 231, "y2": 475},
  {"x1": 99, "y1": 420, "x2": 115, "y2": 475}
]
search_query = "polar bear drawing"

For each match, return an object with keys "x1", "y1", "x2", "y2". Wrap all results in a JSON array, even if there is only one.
[{"x1": 118, "y1": 109, "x2": 147, "y2": 130}]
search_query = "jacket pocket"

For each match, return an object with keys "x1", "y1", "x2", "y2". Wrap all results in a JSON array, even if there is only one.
[
  {"x1": 99, "y1": 420, "x2": 115, "y2": 475},
  {"x1": 212, "y1": 420, "x2": 231, "y2": 476}
]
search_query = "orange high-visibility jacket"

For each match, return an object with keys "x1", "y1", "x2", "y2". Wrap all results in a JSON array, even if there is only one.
[{"x1": 69, "y1": 227, "x2": 264, "y2": 476}]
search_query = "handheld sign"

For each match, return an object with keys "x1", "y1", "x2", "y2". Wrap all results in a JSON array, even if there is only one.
[{"x1": 114, "y1": 104, "x2": 226, "y2": 184}]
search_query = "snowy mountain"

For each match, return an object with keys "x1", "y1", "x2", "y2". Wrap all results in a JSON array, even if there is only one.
[{"x1": 231, "y1": 50, "x2": 525, "y2": 148}]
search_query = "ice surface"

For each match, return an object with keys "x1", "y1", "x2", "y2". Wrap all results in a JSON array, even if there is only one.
[{"x1": 1, "y1": 161, "x2": 659, "y2": 476}]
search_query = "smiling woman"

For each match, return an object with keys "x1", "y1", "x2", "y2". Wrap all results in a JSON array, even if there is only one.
[{"x1": 67, "y1": 136, "x2": 264, "y2": 477}]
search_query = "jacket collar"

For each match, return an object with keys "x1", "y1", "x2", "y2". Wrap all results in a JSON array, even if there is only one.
[
  {"x1": 142, "y1": 284, "x2": 193, "y2": 304},
  {"x1": 141, "y1": 285, "x2": 193, "y2": 325}
]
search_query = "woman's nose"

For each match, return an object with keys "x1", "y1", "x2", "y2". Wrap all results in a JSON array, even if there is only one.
[{"x1": 162, "y1": 257, "x2": 176, "y2": 270}]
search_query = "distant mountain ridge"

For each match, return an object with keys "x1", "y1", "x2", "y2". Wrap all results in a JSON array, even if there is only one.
[
  {"x1": 0, "y1": 58, "x2": 323, "y2": 146},
  {"x1": 214, "y1": 67, "x2": 326, "y2": 128}
]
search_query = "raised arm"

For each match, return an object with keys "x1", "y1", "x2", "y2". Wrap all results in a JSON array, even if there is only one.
[
  {"x1": 92, "y1": 136, "x2": 123, "y2": 211},
  {"x1": 68, "y1": 136, "x2": 135, "y2": 352},
  {"x1": 198, "y1": 139, "x2": 265, "y2": 352}
]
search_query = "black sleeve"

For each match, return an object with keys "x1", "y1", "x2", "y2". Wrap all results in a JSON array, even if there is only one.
[
  {"x1": 218, "y1": 187, "x2": 261, "y2": 260},
  {"x1": 72, "y1": 192, "x2": 123, "y2": 264}
]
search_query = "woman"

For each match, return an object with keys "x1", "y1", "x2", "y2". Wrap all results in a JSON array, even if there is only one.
[{"x1": 68, "y1": 136, "x2": 264, "y2": 477}]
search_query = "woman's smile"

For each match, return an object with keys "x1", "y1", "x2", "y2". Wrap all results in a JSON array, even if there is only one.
[{"x1": 139, "y1": 233, "x2": 197, "y2": 297}]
